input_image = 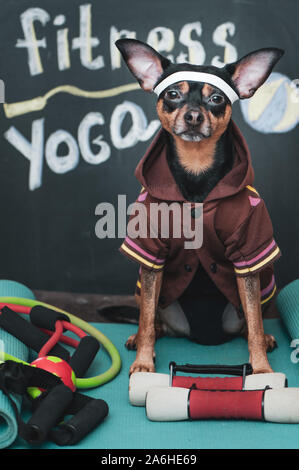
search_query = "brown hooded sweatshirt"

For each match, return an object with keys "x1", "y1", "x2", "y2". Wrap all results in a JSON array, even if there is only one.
[{"x1": 120, "y1": 121, "x2": 281, "y2": 311}]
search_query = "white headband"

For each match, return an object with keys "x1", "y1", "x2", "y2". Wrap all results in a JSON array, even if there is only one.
[{"x1": 153, "y1": 71, "x2": 239, "y2": 104}]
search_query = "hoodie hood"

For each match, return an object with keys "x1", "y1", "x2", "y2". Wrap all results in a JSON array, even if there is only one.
[{"x1": 135, "y1": 120, "x2": 254, "y2": 203}]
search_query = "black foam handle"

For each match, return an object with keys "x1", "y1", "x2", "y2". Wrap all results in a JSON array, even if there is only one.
[
  {"x1": 26, "y1": 384, "x2": 74, "y2": 445},
  {"x1": 169, "y1": 362, "x2": 253, "y2": 376},
  {"x1": 30, "y1": 305, "x2": 69, "y2": 331},
  {"x1": 0, "y1": 306, "x2": 70, "y2": 361},
  {"x1": 68, "y1": 336, "x2": 100, "y2": 377},
  {"x1": 52, "y1": 396, "x2": 109, "y2": 446}
]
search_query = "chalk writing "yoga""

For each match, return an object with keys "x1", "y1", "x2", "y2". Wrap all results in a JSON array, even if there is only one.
[{"x1": 4, "y1": 103, "x2": 160, "y2": 191}]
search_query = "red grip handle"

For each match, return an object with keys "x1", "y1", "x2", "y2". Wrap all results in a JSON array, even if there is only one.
[
  {"x1": 189, "y1": 389, "x2": 264, "y2": 420},
  {"x1": 172, "y1": 375, "x2": 243, "y2": 390}
]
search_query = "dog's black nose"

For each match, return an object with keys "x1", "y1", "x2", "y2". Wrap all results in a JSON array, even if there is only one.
[{"x1": 184, "y1": 110, "x2": 202, "y2": 125}]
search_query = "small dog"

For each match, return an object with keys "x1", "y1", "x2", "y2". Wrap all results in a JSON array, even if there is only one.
[{"x1": 116, "y1": 39, "x2": 283, "y2": 375}]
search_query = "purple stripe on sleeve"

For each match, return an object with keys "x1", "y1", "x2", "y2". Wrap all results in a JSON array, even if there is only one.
[
  {"x1": 261, "y1": 275, "x2": 275, "y2": 297},
  {"x1": 137, "y1": 191, "x2": 148, "y2": 202},
  {"x1": 233, "y1": 240, "x2": 276, "y2": 268},
  {"x1": 125, "y1": 237, "x2": 165, "y2": 264}
]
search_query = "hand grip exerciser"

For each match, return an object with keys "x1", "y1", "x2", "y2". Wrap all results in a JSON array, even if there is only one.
[
  {"x1": 129, "y1": 362, "x2": 287, "y2": 406},
  {"x1": 145, "y1": 387, "x2": 299, "y2": 423}
]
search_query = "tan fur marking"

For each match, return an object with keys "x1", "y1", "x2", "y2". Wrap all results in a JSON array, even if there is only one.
[
  {"x1": 201, "y1": 83, "x2": 214, "y2": 98},
  {"x1": 156, "y1": 99, "x2": 172, "y2": 133},
  {"x1": 208, "y1": 104, "x2": 232, "y2": 135},
  {"x1": 173, "y1": 135, "x2": 216, "y2": 174},
  {"x1": 178, "y1": 81, "x2": 189, "y2": 94},
  {"x1": 156, "y1": 99, "x2": 181, "y2": 133}
]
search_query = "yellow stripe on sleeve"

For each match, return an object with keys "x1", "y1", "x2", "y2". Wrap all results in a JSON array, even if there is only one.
[
  {"x1": 234, "y1": 246, "x2": 280, "y2": 275},
  {"x1": 246, "y1": 185, "x2": 260, "y2": 196},
  {"x1": 261, "y1": 285, "x2": 277, "y2": 305},
  {"x1": 121, "y1": 243, "x2": 164, "y2": 270}
]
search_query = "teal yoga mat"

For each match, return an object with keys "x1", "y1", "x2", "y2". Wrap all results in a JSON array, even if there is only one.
[
  {"x1": 0, "y1": 280, "x2": 35, "y2": 449},
  {"x1": 277, "y1": 279, "x2": 299, "y2": 343},
  {"x1": 10, "y1": 318, "x2": 299, "y2": 449}
]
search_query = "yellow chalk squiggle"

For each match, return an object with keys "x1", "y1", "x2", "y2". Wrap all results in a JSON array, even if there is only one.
[{"x1": 3, "y1": 82, "x2": 140, "y2": 119}]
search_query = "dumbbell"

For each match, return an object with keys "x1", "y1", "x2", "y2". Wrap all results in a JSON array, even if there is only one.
[
  {"x1": 129, "y1": 370, "x2": 287, "y2": 406},
  {"x1": 146, "y1": 386, "x2": 299, "y2": 423}
]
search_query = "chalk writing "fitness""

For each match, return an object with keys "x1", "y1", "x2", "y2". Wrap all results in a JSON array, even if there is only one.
[{"x1": 14, "y1": 4, "x2": 238, "y2": 75}]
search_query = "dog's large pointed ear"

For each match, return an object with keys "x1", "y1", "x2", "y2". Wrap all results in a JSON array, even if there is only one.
[
  {"x1": 225, "y1": 48, "x2": 284, "y2": 99},
  {"x1": 115, "y1": 39, "x2": 171, "y2": 92}
]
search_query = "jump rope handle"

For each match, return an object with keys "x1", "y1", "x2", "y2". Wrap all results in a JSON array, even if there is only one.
[
  {"x1": 30, "y1": 305, "x2": 69, "y2": 330},
  {"x1": 26, "y1": 384, "x2": 74, "y2": 445},
  {"x1": 26, "y1": 385, "x2": 109, "y2": 446},
  {"x1": 0, "y1": 306, "x2": 69, "y2": 360},
  {"x1": 69, "y1": 336, "x2": 100, "y2": 377},
  {"x1": 50, "y1": 393, "x2": 109, "y2": 446}
]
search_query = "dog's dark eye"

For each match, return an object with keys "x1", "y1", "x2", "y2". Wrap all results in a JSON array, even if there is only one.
[
  {"x1": 210, "y1": 94, "x2": 224, "y2": 104},
  {"x1": 166, "y1": 90, "x2": 180, "y2": 100}
]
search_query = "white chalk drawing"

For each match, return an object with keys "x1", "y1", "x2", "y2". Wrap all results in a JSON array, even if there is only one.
[
  {"x1": 78, "y1": 112, "x2": 110, "y2": 164},
  {"x1": 16, "y1": 8, "x2": 50, "y2": 76},
  {"x1": 148, "y1": 26, "x2": 175, "y2": 57},
  {"x1": 3, "y1": 3, "x2": 297, "y2": 191},
  {"x1": 72, "y1": 4, "x2": 105, "y2": 70},
  {"x1": 211, "y1": 22, "x2": 238, "y2": 67},
  {"x1": 15, "y1": 5, "x2": 238, "y2": 77},
  {"x1": 110, "y1": 101, "x2": 160, "y2": 149},
  {"x1": 240, "y1": 72, "x2": 299, "y2": 134},
  {"x1": 45, "y1": 129, "x2": 79, "y2": 174},
  {"x1": 4, "y1": 119, "x2": 44, "y2": 191},
  {"x1": 178, "y1": 22, "x2": 206, "y2": 65},
  {"x1": 56, "y1": 15, "x2": 71, "y2": 71},
  {"x1": 4, "y1": 103, "x2": 159, "y2": 190}
]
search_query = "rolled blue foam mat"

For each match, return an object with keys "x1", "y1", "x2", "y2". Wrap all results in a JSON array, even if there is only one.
[
  {"x1": 276, "y1": 279, "x2": 299, "y2": 341},
  {"x1": 0, "y1": 280, "x2": 35, "y2": 448}
]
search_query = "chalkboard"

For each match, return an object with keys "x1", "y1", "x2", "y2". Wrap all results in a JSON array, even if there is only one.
[{"x1": 0, "y1": 0, "x2": 298, "y2": 295}]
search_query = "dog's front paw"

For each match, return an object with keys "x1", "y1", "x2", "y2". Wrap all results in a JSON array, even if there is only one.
[
  {"x1": 264, "y1": 333, "x2": 278, "y2": 352},
  {"x1": 250, "y1": 357, "x2": 274, "y2": 374},
  {"x1": 129, "y1": 359, "x2": 156, "y2": 375},
  {"x1": 252, "y1": 366, "x2": 274, "y2": 374},
  {"x1": 125, "y1": 333, "x2": 138, "y2": 350}
]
